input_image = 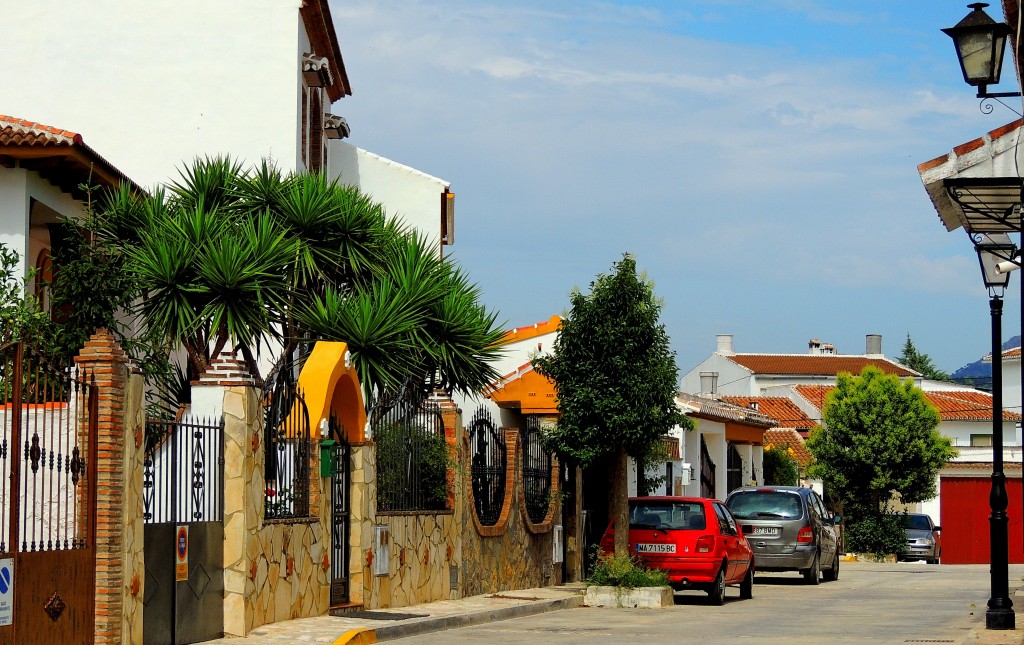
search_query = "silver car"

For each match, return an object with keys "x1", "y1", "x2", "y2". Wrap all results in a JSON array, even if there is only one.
[
  {"x1": 901, "y1": 513, "x2": 942, "y2": 564},
  {"x1": 725, "y1": 486, "x2": 841, "y2": 585}
]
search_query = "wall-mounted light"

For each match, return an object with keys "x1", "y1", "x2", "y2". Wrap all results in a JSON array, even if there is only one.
[{"x1": 323, "y1": 113, "x2": 350, "y2": 139}]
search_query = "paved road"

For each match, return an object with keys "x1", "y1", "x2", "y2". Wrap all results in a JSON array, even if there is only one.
[{"x1": 392, "y1": 561, "x2": 1024, "y2": 644}]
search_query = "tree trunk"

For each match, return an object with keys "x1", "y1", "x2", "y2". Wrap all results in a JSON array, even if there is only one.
[{"x1": 609, "y1": 446, "x2": 630, "y2": 557}]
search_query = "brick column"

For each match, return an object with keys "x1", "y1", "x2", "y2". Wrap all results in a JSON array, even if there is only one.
[{"x1": 75, "y1": 328, "x2": 139, "y2": 645}]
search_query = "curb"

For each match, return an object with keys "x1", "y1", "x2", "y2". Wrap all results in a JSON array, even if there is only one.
[{"x1": 331, "y1": 595, "x2": 584, "y2": 644}]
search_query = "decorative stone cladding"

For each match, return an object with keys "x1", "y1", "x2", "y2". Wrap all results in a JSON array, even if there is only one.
[
  {"x1": 200, "y1": 355, "x2": 330, "y2": 637},
  {"x1": 354, "y1": 398, "x2": 463, "y2": 608},
  {"x1": 460, "y1": 423, "x2": 563, "y2": 597},
  {"x1": 74, "y1": 329, "x2": 145, "y2": 645}
]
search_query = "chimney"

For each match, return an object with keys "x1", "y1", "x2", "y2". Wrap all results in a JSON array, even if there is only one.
[
  {"x1": 866, "y1": 334, "x2": 882, "y2": 356},
  {"x1": 699, "y1": 372, "x2": 719, "y2": 396},
  {"x1": 716, "y1": 334, "x2": 734, "y2": 355}
]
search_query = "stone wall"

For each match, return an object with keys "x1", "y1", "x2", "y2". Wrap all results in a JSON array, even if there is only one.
[
  {"x1": 460, "y1": 427, "x2": 563, "y2": 596},
  {"x1": 353, "y1": 401, "x2": 463, "y2": 609},
  {"x1": 202, "y1": 355, "x2": 331, "y2": 637}
]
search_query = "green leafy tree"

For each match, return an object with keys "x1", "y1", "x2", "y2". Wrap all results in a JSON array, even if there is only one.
[
  {"x1": 762, "y1": 445, "x2": 800, "y2": 486},
  {"x1": 532, "y1": 254, "x2": 690, "y2": 556},
  {"x1": 897, "y1": 334, "x2": 951, "y2": 382},
  {"x1": 807, "y1": 366, "x2": 955, "y2": 523}
]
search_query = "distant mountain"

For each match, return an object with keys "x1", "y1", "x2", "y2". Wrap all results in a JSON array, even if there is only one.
[{"x1": 949, "y1": 335, "x2": 1021, "y2": 390}]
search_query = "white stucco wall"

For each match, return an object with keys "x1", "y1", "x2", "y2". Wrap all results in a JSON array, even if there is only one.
[
  {"x1": 679, "y1": 354, "x2": 755, "y2": 397},
  {"x1": 329, "y1": 142, "x2": 449, "y2": 244},
  {"x1": 6, "y1": 1, "x2": 304, "y2": 188},
  {"x1": 0, "y1": 168, "x2": 91, "y2": 279}
]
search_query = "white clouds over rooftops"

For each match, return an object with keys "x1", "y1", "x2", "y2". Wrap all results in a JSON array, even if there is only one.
[{"x1": 330, "y1": 0, "x2": 1020, "y2": 374}]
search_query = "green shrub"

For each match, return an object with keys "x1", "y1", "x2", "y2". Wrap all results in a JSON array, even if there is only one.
[
  {"x1": 763, "y1": 445, "x2": 800, "y2": 486},
  {"x1": 586, "y1": 549, "x2": 669, "y2": 588},
  {"x1": 845, "y1": 514, "x2": 905, "y2": 559}
]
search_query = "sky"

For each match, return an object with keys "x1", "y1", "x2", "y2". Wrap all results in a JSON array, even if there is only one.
[{"x1": 327, "y1": 0, "x2": 1024, "y2": 377}]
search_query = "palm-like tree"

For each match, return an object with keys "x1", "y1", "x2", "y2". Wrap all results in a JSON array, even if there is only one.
[{"x1": 95, "y1": 155, "x2": 503, "y2": 403}]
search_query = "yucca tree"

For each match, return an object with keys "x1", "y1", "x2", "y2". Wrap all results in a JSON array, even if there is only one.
[
  {"x1": 92, "y1": 155, "x2": 503, "y2": 404},
  {"x1": 298, "y1": 228, "x2": 506, "y2": 407}
]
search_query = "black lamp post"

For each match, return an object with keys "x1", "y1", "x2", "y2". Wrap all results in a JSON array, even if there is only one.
[
  {"x1": 943, "y1": 3, "x2": 1020, "y2": 99},
  {"x1": 975, "y1": 232, "x2": 1017, "y2": 631}
]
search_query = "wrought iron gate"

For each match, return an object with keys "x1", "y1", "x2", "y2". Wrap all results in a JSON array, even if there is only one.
[
  {"x1": 328, "y1": 414, "x2": 350, "y2": 606},
  {"x1": 700, "y1": 435, "x2": 716, "y2": 499},
  {"x1": 0, "y1": 340, "x2": 98, "y2": 645},
  {"x1": 726, "y1": 443, "x2": 743, "y2": 494},
  {"x1": 142, "y1": 416, "x2": 224, "y2": 645}
]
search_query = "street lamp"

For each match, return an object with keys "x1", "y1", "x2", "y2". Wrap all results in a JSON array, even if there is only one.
[
  {"x1": 943, "y1": 3, "x2": 1019, "y2": 99},
  {"x1": 975, "y1": 232, "x2": 1017, "y2": 631}
]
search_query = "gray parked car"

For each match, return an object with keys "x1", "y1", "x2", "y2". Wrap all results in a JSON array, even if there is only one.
[
  {"x1": 901, "y1": 513, "x2": 942, "y2": 564},
  {"x1": 725, "y1": 486, "x2": 842, "y2": 585}
]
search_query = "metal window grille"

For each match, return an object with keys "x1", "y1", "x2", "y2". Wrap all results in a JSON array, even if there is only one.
[
  {"x1": 373, "y1": 391, "x2": 447, "y2": 512},
  {"x1": 263, "y1": 383, "x2": 313, "y2": 520},
  {"x1": 469, "y1": 406, "x2": 505, "y2": 526},
  {"x1": 142, "y1": 416, "x2": 224, "y2": 524},
  {"x1": 521, "y1": 416, "x2": 552, "y2": 524}
]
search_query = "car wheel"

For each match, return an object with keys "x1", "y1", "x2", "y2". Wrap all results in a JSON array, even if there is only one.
[
  {"x1": 802, "y1": 552, "x2": 820, "y2": 585},
  {"x1": 823, "y1": 550, "x2": 839, "y2": 582},
  {"x1": 708, "y1": 566, "x2": 726, "y2": 605},
  {"x1": 739, "y1": 565, "x2": 754, "y2": 599}
]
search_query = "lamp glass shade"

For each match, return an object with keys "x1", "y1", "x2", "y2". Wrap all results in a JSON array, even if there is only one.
[
  {"x1": 943, "y1": 3, "x2": 1011, "y2": 87},
  {"x1": 975, "y1": 233, "x2": 1016, "y2": 289}
]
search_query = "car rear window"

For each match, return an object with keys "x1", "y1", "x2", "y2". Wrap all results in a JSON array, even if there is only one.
[
  {"x1": 727, "y1": 491, "x2": 803, "y2": 520},
  {"x1": 903, "y1": 515, "x2": 932, "y2": 530},
  {"x1": 629, "y1": 501, "x2": 706, "y2": 530}
]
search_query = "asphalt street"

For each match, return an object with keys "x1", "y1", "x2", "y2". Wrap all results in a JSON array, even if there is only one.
[{"x1": 390, "y1": 561, "x2": 1024, "y2": 644}]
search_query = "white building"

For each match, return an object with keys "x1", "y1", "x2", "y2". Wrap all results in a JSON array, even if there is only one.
[{"x1": 5, "y1": 1, "x2": 452, "y2": 250}]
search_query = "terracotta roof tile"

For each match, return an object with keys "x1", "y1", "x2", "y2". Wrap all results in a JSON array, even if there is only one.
[
  {"x1": 499, "y1": 315, "x2": 561, "y2": 345},
  {"x1": 676, "y1": 393, "x2": 776, "y2": 428},
  {"x1": 721, "y1": 396, "x2": 817, "y2": 430},
  {"x1": 727, "y1": 354, "x2": 918, "y2": 377},
  {"x1": 793, "y1": 384, "x2": 1020, "y2": 422},
  {"x1": 763, "y1": 428, "x2": 814, "y2": 467},
  {"x1": 0, "y1": 115, "x2": 81, "y2": 146},
  {"x1": 0, "y1": 115, "x2": 142, "y2": 198}
]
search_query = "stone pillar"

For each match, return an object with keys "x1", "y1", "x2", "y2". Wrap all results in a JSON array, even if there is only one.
[
  {"x1": 75, "y1": 328, "x2": 144, "y2": 645},
  {"x1": 192, "y1": 351, "x2": 257, "y2": 637}
]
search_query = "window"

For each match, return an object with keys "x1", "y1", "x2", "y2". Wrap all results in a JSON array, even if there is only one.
[
  {"x1": 727, "y1": 490, "x2": 802, "y2": 520},
  {"x1": 971, "y1": 434, "x2": 993, "y2": 447},
  {"x1": 301, "y1": 86, "x2": 309, "y2": 166}
]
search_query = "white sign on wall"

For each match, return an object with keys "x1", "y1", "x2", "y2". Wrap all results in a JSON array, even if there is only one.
[{"x1": 0, "y1": 558, "x2": 13, "y2": 627}]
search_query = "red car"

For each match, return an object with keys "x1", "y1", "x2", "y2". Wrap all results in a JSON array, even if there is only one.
[{"x1": 601, "y1": 496, "x2": 755, "y2": 604}]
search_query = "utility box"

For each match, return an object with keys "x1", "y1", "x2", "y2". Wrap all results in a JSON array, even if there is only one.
[{"x1": 320, "y1": 439, "x2": 337, "y2": 477}]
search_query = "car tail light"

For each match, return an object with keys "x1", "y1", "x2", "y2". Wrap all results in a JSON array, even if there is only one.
[
  {"x1": 797, "y1": 526, "x2": 814, "y2": 543},
  {"x1": 696, "y1": 535, "x2": 714, "y2": 553}
]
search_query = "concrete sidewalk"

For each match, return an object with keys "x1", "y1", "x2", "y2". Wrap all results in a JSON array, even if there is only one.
[{"x1": 205, "y1": 584, "x2": 586, "y2": 645}]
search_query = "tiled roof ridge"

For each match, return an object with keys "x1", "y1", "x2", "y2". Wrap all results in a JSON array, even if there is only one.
[
  {"x1": 499, "y1": 315, "x2": 562, "y2": 345},
  {"x1": 0, "y1": 114, "x2": 82, "y2": 145},
  {"x1": 918, "y1": 119, "x2": 1024, "y2": 173}
]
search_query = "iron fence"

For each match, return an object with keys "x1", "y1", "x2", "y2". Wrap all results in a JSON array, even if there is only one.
[
  {"x1": 469, "y1": 406, "x2": 506, "y2": 526},
  {"x1": 142, "y1": 416, "x2": 224, "y2": 524},
  {"x1": 373, "y1": 392, "x2": 448, "y2": 512},
  {"x1": 521, "y1": 416, "x2": 552, "y2": 523},
  {"x1": 263, "y1": 383, "x2": 313, "y2": 520}
]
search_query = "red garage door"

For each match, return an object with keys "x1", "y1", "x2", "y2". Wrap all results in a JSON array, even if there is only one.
[{"x1": 939, "y1": 477, "x2": 1024, "y2": 564}]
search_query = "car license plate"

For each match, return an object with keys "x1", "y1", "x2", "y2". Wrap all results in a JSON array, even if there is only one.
[
  {"x1": 752, "y1": 526, "x2": 780, "y2": 536},
  {"x1": 635, "y1": 543, "x2": 676, "y2": 554}
]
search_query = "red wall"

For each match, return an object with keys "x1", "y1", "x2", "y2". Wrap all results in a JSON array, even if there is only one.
[{"x1": 939, "y1": 477, "x2": 1024, "y2": 565}]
